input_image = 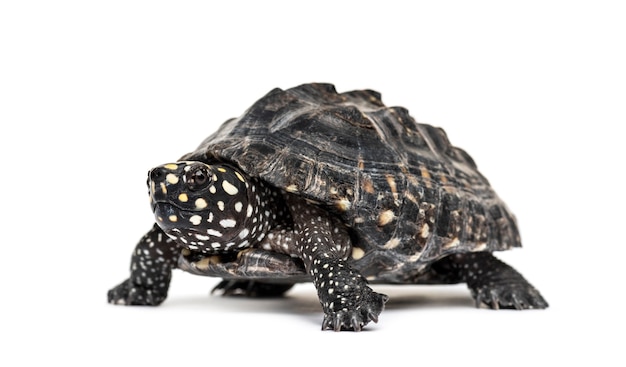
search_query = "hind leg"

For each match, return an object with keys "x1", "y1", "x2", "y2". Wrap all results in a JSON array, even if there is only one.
[
  {"x1": 432, "y1": 252, "x2": 548, "y2": 309},
  {"x1": 212, "y1": 280, "x2": 294, "y2": 297}
]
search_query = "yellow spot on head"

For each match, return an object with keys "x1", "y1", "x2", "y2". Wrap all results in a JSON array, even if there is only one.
[
  {"x1": 164, "y1": 163, "x2": 178, "y2": 170},
  {"x1": 178, "y1": 193, "x2": 188, "y2": 202},
  {"x1": 166, "y1": 173, "x2": 179, "y2": 185},
  {"x1": 234, "y1": 171, "x2": 245, "y2": 182},
  {"x1": 351, "y1": 247, "x2": 365, "y2": 260},
  {"x1": 189, "y1": 215, "x2": 202, "y2": 225},
  {"x1": 168, "y1": 215, "x2": 178, "y2": 222},
  {"x1": 222, "y1": 180, "x2": 239, "y2": 195},
  {"x1": 195, "y1": 198, "x2": 208, "y2": 209}
]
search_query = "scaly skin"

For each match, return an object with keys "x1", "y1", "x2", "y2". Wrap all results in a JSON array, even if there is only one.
[
  {"x1": 431, "y1": 252, "x2": 549, "y2": 310},
  {"x1": 108, "y1": 224, "x2": 180, "y2": 305},
  {"x1": 286, "y1": 195, "x2": 388, "y2": 331}
]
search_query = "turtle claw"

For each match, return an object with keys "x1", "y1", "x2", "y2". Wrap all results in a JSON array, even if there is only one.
[
  {"x1": 473, "y1": 284, "x2": 548, "y2": 310},
  {"x1": 321, "y1": 291, "x2": 388, "y2": 332}
]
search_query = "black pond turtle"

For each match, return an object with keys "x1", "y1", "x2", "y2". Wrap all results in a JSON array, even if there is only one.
[{"x1": 108, "y1": 83, "x2": 548, "y2": 331}]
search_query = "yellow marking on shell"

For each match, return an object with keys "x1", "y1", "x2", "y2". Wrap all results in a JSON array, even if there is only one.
[
  {"x1": 383, "y1": 238, "x2": 401, "y2": 249},
  {"x1": 160, "y1": 182, "x2": 167, "y2": 194},
  {"x1": 168, "y1": 215, "x2": 178, "y2": 222},
  {"x1": 195, "y1": 256, "x2": 221, "y2": 270},
  {"x1": 407, "y1": 174, "x2": 420, "y2": 187},
  {"x1": 217, "y1": 167, "x2": 227, "y2": 173},
  {"x1": 178, "y1": 193, "x2": 188, "y2": 202},
  {"x1": 236, "y1": 248, "x2": 254, "y2": 260},
  {"x1": 286, "y1": 184, "x2": 299, "y2": 193},
  {"x1": 150, "y1": 181, "x2": 156, "y2": 194},
  {"x1": 351, "y1": 247, "x2": 365, "y2": 260},
  {"x1": 378, "y1": 210, "x2": 395, "y2": 226},
  {"x1": 472, "y1": 242, "x2": 488, "y2": 252},
  {"x1": 234, "y1": 171, "x2": 245, "y2": 182},
  {"x1": 408, "y1": 252, "x2": 422, "y2": 262},
  {"x1": 336, "y1": 198, "x2": 351, "y2": 212},
  {"x1": 386, "y1": 174, "x2": 399, "y2": 204},
  {"x1": 420, "y1": 223, "x2": 430, "y2": 238},
  {"x1": 420, "y1": 167, "x2": 432, "y2": 188},
  {"x1": 157, "y1": 216, "x2": 163, "y2": 222},
  {"x1": 362, "y1": 177, "x2": 375, "y2": 194},
  {"x1": 166, "y1": 173, "x2": 179, "y2": 185},
  {"x1": 164, "y1": 163, "x2": 178, "y2": 170},
  {"x1": 195, "y1": 198, "x2": 208, "y2": 209},
  {"x1": 443, "y1": 237, "x2": 461, "y2": 249},
  {"x1": 405, "y1": 191, "x2": 418, "y2": 204},
  {"x1": 222, "y1": 180, "x2": 239, "y2": 195}
]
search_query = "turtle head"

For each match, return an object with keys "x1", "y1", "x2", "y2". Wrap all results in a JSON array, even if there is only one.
[{"x1": 148, "y1": 161, "x2": 256, "y2": 253}]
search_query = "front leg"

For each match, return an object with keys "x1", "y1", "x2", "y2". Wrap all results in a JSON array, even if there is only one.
[
  {"x1": 108, "y1": 224, "x2": 181, "y2": 305},
  {"x1": 287, "y1": 196, "x2": 388, "y2": 331}
]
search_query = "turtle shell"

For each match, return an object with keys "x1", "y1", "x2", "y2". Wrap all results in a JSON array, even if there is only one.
[{"x1": 184, "y1": 83, "x2": 520, "y2": 278}]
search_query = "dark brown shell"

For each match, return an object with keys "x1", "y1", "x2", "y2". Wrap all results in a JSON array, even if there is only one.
[{"x1": 185, "y1": 83, "x2": 520, "y2": 279}]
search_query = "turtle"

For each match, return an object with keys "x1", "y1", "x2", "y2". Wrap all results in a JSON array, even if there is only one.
[{"x1": 108, "y1": 83, "x2": 548, "y2": 331}]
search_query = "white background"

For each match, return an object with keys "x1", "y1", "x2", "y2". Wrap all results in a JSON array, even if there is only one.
[{"x1": 1, "y1": 1, "x2": 624, "y2": 366}]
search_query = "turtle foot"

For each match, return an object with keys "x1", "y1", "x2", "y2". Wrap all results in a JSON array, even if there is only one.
[
  {"x1": 321, "y1": 290, "x2": 388, "y2": 331},
  {"x1": 473, "y1": 283, "x2": 548, "y2": 310},
  {"x1": 211, "y1": 279, "x2": 294, "y2": 297},
  {"x1": 107, "y1": 279, "x2": 167, "y2": 306}
]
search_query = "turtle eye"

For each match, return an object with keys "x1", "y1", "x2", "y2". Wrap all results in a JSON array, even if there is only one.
[{"x1": 186, "y1": 167, "x2": 211, "y2": 191}]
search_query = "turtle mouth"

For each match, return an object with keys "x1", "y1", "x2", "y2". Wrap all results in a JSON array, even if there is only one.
[{"x1": 151, "y1": 201, "x2": 207, "y2": 233}]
